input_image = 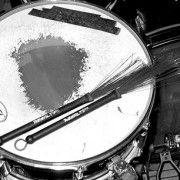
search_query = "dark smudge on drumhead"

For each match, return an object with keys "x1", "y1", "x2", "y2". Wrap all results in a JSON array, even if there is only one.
[{"x1": 11, "y1": 36, "x2": 89, "y2": 111}]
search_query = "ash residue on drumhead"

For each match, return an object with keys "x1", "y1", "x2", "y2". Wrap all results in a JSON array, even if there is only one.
[{"x1": 11, "y1": 35, "x2": 89, "y2": 111}]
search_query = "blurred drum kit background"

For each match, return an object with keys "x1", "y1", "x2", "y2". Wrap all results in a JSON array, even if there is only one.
[{"x1": 0, "y1": 0, "x2": 180, "y2": 180}]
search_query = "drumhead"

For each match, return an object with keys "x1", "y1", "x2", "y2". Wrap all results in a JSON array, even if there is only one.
[{"x1": 0, "y1": 0, "x2": 153, "y2": 163}]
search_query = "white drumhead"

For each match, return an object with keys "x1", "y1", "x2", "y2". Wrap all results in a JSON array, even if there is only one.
[{"x1": 0, "y1": 1, "x2": 153, "y2": 162}]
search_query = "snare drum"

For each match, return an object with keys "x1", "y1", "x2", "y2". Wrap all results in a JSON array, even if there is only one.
[{"x1": 0, "y1": 1, "x2": 154, "y2": 179}]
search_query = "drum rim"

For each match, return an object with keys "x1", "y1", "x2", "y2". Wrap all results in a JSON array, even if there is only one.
[
  {"x1": 146, "y1": 24, "x2": 180, "y2": 48},
  {"x1": 0, "y1": 0, "x2": 155, "y2": 170}
]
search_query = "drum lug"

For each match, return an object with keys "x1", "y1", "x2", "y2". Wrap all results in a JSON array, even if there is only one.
[
  {"x1": 108, "y1": 156, "x2": 138, "y2": 180},
  {"x1": 139, "y1": 121, "x2": 150, "y2": 138},
  {"x1": 0, "y1": 160, "x2": 11, "y2": 177},
  {"x1": 74, "y1": 166, "x2": 86, "y2": 180},
  {"x1": 121, "y1": 140, "x2": 143, "y2": 163},
  {"x1": 142, "y1": 122, "x2": 150, "y2": 131}
]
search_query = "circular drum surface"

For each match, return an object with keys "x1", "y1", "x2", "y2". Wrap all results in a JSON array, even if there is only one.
[{"x1": 0, "y1": 1, "x2": 153, "y2": 163}]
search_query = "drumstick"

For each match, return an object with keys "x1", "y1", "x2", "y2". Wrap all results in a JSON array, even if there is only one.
[
  {"x1": 0, "y1": 54, "x2": 136, "y2": 146},
  {"x1": 0, "y1": 94, "x2": 94, "y2": 146},
  {"x1": 15, "y1": 89, "x2": 121, "y2": 150},
  {"x1": 14, "y1": 58, "x2": 180, "y2": 150}
]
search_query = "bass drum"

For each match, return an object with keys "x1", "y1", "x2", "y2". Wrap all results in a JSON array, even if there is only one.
[
  {"x1": 143, "y1": 25, "x2": 180, "y2": 179},
  {"x1": 0, "y1": 1, "x2": 154, "y2": 179},
  {"x1": 147, "y1": 25, "x2": 180, "y2": 144}
]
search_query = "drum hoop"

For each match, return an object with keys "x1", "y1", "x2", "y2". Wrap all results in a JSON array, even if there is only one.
[
  {"x1": 0, "y1": 0, "x2": 155, "y2": 171},
  {"x1": 146, "y1": 24, "x2": 180, "y2": 48}
]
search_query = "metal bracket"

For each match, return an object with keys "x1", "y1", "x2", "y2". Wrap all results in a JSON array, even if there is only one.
[
  {"x1": 108, "y1": 156, "x2": 138, "y2": 180},
  {"x1": 142, "y1": 122, "x2": 150, "y2": 131},
  {"x1": 74, "y1": 166, "x2": 86, "y2": 180},
  {"x1": 165, "y1": 133, "x2": 180, "y2": 149},
  {"x1": 121, "y1": 140, "x2": 143, "y2": 164},
  {"x1": 157, "y1": 151, "x2": 180, "y2": 180},
  {"x1": 0, "y1": 160, "x2": 11, "y2": 177}
]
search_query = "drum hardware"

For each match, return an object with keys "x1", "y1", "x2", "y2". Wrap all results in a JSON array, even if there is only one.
[
  {"x1": 117, "y1": 130, "x2": 150, "y2": 179},
  {"x1": 135, "y1": 9, "x2": 146, "y2": 33},
  {"x1": 105, "y1": 0, "x2": 118, "y2": 11},
  {"x1": 0, "y1": 140, "x2": 144, "y2": 180},
  {"x1": 14, "y1": 57, "x2": 180, "y2": 151},
  {"x1": 157, "y1": 151, "x2": 180, "y2": 180},
  {"x1": 74, "y1": 166, "x2": 86, "y2": 180},
  {"x1": 0, "y1": 160, "x2": 11, "y2": 178},
  {"x1": 164, "y1": 133, "x2": 180, "y2": 149},
  {"x1": 82, "y1": 134, "x2": 145, "y2": 180},
  {"x1": 121, "y1": 140, "x2": 143, "y2": 164},
  {"x1": 143, "y1": 149, "x2": 180, "y2": 180},
  {"x1": 107, "y1": 156, "x2": 138, "y2": 180},
  {"x1": 121, "y1": 127, "x2": 150, "y2": 164},
  {"x1": 148, "y1": 133, "x2": 180, "y2": 153},
  {"x1": 143, "y1": 132, "x2": 180, "y2": 180},
  {"x1": 106, "y1": 135, "x2": 147, "y2": 179},
  {"x1": 80, "y1": 140, "x2": 142, "y2": 180},
  {"x1": 0, "y1": 160, "x2": 33, "y2": 180},
  {"x1": 142, "y1": 122, "x2": 150, "y2": 131},
  {"x1": 134, "y1": 10, "x2": 153, "y2": 46}
]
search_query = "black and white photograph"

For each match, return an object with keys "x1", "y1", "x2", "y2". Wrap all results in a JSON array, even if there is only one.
[{"x1": 0, "y1": 0, "x2": 180, "y2": 179}]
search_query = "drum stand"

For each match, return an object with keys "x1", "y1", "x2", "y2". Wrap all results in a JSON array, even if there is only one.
[{"x1": 144, "y1": 133, "x2": 180, "y2": 180}]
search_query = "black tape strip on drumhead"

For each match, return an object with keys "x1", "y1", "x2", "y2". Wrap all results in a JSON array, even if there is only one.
[{"x1": 28, "y1": 6, "x2": 120, "y2": 35}]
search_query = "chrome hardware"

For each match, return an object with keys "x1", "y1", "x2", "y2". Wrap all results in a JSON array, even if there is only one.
[
  {"x1": 142, "y1": 122, "x2": 150, "y2": 131},
  {"x1": 105, "y1": 0, "x2": 118, "y2": 11},
  {"x1": 74, "y1": 166, "x2": 85, "y2": 180},
  {"x1": 108, "y1": 156, "x2": 138, "y2": 180},
  {"x1": 165, "y1": 133, "x2": 180, "y2": 149},
  {"x1": 106, "y1": 139, "x2": 145, "y2": 179},
  {"x1": 121, "y1": 140, "x2": 143, "y2": 163},
  {"x1": 0, "y1": 160, "x2": 11, "y2": 177}
]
